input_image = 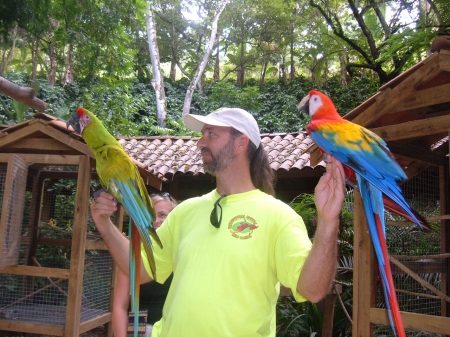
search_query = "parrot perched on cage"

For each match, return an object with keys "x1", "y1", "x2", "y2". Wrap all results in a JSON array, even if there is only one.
[
  {"x1": 66, "y1": 107, "x2": 162, "y2": 337},
  {"x1": 299, "y1": 90, "x2": 430, "y2": 337}
]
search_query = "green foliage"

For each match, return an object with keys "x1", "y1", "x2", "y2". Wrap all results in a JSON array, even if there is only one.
[
  {"x1": 276, "y1": 298, "x2": 323, "y2": 336},
  {"x1": 0, "y1": 71, "x2": 379, "y2": 137},
  {"x1": 208, "y1": 80, "x2": 262, "y2": 112},
  {"x1": 377, "y1": 28, "x2": 437, "y2": 66},
  {"x1": 322, "y1": 77, "x2": 379, "y2": 116},
  {"x1": 289, "y1": 193, "x2": 317, "y2": 238},
  {"x1": 256, "y1": 84, "x2": 302, "y2": 133},
  {"x1": 283, "y1": 192, "x2": 354, "y2": 336}
]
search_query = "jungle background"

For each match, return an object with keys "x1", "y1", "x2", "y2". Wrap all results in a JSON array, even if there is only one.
[{"x1": 0, "y1": 0, "x2": 449, "y2": 336}]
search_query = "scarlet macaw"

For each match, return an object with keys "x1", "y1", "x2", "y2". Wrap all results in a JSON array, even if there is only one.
[
  {"x1": 299, "y1": 90, "x2": 429, "y2": 337},
  {"x1": 67, "y1": 107, "x2": 162, "y2": 337}
]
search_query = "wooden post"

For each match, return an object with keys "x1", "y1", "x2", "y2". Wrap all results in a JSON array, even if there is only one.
[
  {"x1": 321, "y1": 293, "x2": 336, "y2": 337},
  {"x1": 0, "y1": 76, "x2": 48, "y2": 111},
  {"x1": 352, "y1": 191, "x2": 376, "y2": 336},
  {"x1": 64, "y1": 156, "x2": 91, "y2": 336},
  {"x1": 442, "y1": 133, "x2": 450, "y2": 337},
  {"x1": 23, "y1": 169, "x2": 43, "y2": 297},
  {"x1": 25, "y1": 170, "x2": 44, "y2": 266}
]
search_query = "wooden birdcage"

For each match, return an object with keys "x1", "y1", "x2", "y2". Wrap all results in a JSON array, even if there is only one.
[{"x1": 0, "y1": 107, "x2": 162, "y2": 336}]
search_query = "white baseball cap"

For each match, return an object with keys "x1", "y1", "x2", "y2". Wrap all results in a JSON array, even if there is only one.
[{"x1": 183, "y1": 107, "x2": 261, "y2": 147}]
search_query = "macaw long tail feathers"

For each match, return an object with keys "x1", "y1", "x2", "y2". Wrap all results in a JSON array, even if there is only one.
[
  {"x1": 342, "y1": 165, "x2": 429, "y2": 232},
  {"x1": 383, "y1": 195, "x2": 431, "y2": 232},
  {"x1": 375, "y1": 216, "x2": 406, "y2": 337},
  {"x1": 142, "y1": 243, "x2": 157, "y2": 282},
  {"x1": 130, "y1": 222, "x2": 141, "y2": 337},
  {"x1": 358, "y1": 176, "x2": 406, "y2": 337}
]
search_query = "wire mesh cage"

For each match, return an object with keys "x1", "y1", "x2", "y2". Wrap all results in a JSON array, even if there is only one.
[
  {"x1": 0, "y1": 162, "x2": 115, "y2": 332},
  {"x1": 0, "y1": 156, "x2": 28, "y2": 267},
  {"x1": 374, "y1": 163, "x2": 443, "y2": 337},
  {"x1": 339, "y1": 148, "x2": 445, "y2": 336}
]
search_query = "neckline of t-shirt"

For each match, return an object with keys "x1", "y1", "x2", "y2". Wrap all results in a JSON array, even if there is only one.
[{"x1": 211, "y1": 189, "x2": 261, "y2": 203}]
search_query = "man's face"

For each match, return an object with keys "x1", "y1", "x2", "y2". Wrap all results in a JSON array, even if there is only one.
[{"x1": 197, "y1": 125, "x2": 236, "y2": 176}]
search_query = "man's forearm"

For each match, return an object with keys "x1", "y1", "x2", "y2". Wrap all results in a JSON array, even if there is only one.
[
  {"x1": 97, "y1": 218, "x2": 131, "y2": 275},
  {"x1": 297, "y1": 217, "x2": 339, "y2": 302}
]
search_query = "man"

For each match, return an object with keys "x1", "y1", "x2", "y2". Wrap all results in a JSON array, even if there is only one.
[{"x1": 91, "y1": 107, "x2": 345, "y2": 337}]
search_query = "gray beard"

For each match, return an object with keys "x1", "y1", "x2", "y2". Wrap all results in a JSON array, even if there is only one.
[{"x1": 203, "y1": 141, "x2": 235, "y2": 176}]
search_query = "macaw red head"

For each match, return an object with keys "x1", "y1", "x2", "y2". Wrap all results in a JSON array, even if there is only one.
[
  {"x1": 66, "y1": 107, "x2": 92, "y2": 135},
  {"x1": 298, "y1": 90, "x2": 339, "y2": 120}
]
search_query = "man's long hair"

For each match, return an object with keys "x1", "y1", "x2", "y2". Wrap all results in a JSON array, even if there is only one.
[{"x1": 231, "y1": 129, "x2": 276, "y2": 196}]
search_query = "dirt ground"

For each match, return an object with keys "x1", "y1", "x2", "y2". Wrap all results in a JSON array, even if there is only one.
[{"x1": 0, "y1": 325, "x2": 108, "y2": 337}]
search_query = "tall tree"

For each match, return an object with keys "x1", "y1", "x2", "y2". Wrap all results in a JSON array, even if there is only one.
[
  {"x1": 310, "y1": 0, "x2": 439, "y2": 84},
  {"x1": 146, "y1": 1, "x2": 167, "y2": 127},
  {"x1": 182, "y1": 0, "x2": 229, "y2": 116}
]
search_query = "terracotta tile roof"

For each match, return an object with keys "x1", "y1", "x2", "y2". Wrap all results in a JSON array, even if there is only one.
[
  {"x1": 118, "y1": 132, "x2": 320, "y2": 181},
  {"x1": 2, "y1": 113, "x2": 321, "y2": 183}
]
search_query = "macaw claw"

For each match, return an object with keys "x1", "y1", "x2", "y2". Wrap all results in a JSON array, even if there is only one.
[{"x1": 92, "y1": 188, "x2": 114, "y2": 202}]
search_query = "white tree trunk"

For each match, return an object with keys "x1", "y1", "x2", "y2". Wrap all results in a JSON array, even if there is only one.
[
  {"x1": 146, "y1": 3, "x2": 167, "y2": 127},
  {"x1": 61, "y1": 43, "x2": 74, "y2": 86},
  {"x1": 182, "y1": 0, "x2": 229, "y2": 117}
]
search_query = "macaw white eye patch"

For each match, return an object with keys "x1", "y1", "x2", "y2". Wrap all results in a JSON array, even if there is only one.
[
  {"x1": 308, "y1": 94, "x2": 323, "y2": 117},
  {"x1": 79, "y1": 115, "x2": 91, "y2": 133}
]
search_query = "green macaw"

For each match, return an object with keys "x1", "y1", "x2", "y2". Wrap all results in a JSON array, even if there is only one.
[{"x1": 67, "y1": 107, "x2": 162, "y2": 337}]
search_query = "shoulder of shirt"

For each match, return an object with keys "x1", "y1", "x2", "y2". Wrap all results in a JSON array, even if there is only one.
[{"x1": 173, "y1": 191, "x2": 215, "y2": 208}]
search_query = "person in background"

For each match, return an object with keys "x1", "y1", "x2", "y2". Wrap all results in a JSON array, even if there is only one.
[
  {"x1": 112, "y1": 192, "x2": 177, "y2": 337},
  {"x1": 92, "y1": 107, "x2": 346, "y2": 337}
]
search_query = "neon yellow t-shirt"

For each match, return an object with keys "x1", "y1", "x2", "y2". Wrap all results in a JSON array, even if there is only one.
[{"x1": 142, "y1": 189, "x2": 312, "y2": 337}]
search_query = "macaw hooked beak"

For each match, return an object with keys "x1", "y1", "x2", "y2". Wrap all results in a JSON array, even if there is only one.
[
  {"x1": 66, "y1": 111, "x2": 81, "y2": 134},
  {"x1": 298, "y1": 94, "x2": 310, "y2": 120},
  {"x1": 298, "y1": 94, "x2": 310, "y2": 112}
]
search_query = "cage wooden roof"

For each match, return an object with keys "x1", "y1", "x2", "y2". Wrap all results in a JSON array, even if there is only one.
[{"x1": 0, "y1": 114, "x2": 164, "y2": 190}]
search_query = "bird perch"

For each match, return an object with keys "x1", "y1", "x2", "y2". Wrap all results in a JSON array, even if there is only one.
[{"x1": 0, "y1": 76, "x2": 48, "y2": 112}]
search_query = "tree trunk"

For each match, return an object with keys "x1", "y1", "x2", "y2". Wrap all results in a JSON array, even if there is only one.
[
  {"x1": 169, "y1": 23, "x2": 177, "y2": 81},
  {"x1": 170, "y1": 60, "x2": 177, "y2": 81},
  {"x1": 310, "y1": 55, "x2": 317, "y2": 83},
  {"x1": 1, "y1": 26, "x2": 18, "y2": 76},
  {"x1": 213, "y1": 34, "x2": 220, "y2": 81},
  {"x1": 259, "y1": 59, "x2": 267, "y2": 86},
  {"x1": 31, "y1": 39, "x2": 39, "y2": 81},
  {"x1": 0, "y1": 50, "x2": 6, "y2": 76},
  {"x1": 146, "y1": 3, "x2": 167, "y2": 127},
  {"x1": 48, "y1": 42, "x2": 56, "y2": 86},
  {"x1": 280, "y1": 55, "x2": 286, "y2": 81},
  {"x1": 323, "y1": 59, "x2": 328, "y2": 83},
  {"x1": 236, "y1": 42, "x2": 245, "y2": 86},
  {"x1": 47, "y1": 18, "x2": 59, "y2": 86},
  {"x1": 339, "y1": 54, "x2": 347, "y2": 86},
  {"x1": 61, "y1": 43, "x2": 74, "y2": 86},
  {"x1": 182, "y1": 0, "x2": 229, "y2": 117},
  {"x1": 290, "y1": 29, "x2": 295, "y2": 82}
]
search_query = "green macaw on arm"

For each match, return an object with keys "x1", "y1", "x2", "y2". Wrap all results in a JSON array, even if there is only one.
[{"x1": 67, "y1": 107, "x2": 162, "y2": 337}]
